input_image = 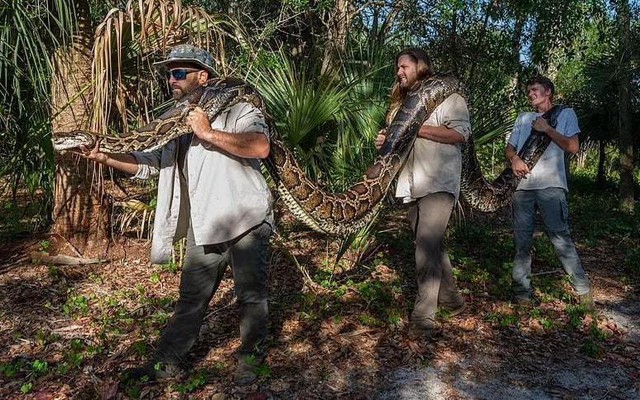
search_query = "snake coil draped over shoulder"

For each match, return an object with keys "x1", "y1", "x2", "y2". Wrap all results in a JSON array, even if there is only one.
[{"x1": 52, "y1": 76, "x2": 554, "y2": 234}]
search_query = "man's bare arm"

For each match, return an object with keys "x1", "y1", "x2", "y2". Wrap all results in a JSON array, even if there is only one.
[{"x1": 79, "y1": 142, "x2": 139, "y2": 175}]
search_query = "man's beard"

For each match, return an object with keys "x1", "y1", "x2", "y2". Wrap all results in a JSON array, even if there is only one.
[
  {"x1": 171, "y1": 87, "x2": 185, "y2": 100},
  {"x1": 399, "y1": 77, "x2": 417, "y2": 90}
]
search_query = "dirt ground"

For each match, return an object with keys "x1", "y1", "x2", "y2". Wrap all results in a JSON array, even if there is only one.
[{"x1": 0, "y1": 202, "x2": 639, "y2": 399}]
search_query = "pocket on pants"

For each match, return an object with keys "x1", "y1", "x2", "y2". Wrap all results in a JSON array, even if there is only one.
[
  {"x1": 253, "y1": 221, "x2": 273, "y2": 241},
  {"x1": 560, "y1": 197, "x2": 569, "y2": 226}
]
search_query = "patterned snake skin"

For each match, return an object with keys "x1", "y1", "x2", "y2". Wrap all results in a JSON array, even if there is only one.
[
  {"x1": 53, "y1": 76, "x2": 555, "y2": 234},
  {"x1": 460, "y1": 105, "x2": 565, "y2": 212}
]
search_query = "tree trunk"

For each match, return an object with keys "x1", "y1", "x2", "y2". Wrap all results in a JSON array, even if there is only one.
[
  {"x1": 597, "y1": 140, "x2": 606, "y2": 186},
  {"x1": 616, "y1": 0, "x2": 635, "y2": 212},
  {"x1": 321, "y1": 0, "x2": 354, "y2": 76},
  {"x1": 51, "y1": 1, "x2": 110, "y2": 254},
  {"x1": 511, "y1": 16, "x2": 525, "y2": 90}
]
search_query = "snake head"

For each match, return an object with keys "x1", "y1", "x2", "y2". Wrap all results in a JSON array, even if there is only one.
[{"x1": 52, "y1": 130, "x2": 97, "y2": 152}]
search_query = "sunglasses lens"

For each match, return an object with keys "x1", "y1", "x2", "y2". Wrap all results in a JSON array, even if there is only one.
[{"x1": 168, "y1": 69, "x2": 188, "y2": 80}]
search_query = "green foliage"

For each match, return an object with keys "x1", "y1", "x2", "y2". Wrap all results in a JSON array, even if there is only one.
[
  {"x1": 125, "y1": 383, "x2": 142, "y2": 399},
  {"x1": 303, "y1": 265, "x2": 405, "y2": 329},
  {"x1": 0, "y1": 359, "x2": 25, "y2": 379},
  {"x1": 450, "y1": 222, "x2": 514, "y2": 298},
  {"x1": 250, "y1": 52, "x2": 375, "y2": 187},
  {"x1": 254, "y1": 362, "x2": 271, "y2": 378},
  {"x1": 533, "y1": 238, "x2": 562, "y2": 269},
  {"x1": 358, "y1": 313, "x2": 384, "y2": 327},
  {"x1": 565, "y1": 304, "x2": 586, "y2": 330},
  {"x1": 31, "y1": 359, "x2": 48, "y2": 375},
  {"x1": 589, "y1": 324, "x2": 610, "y2": 341},
  {"x1": 175, "y1": 370, "x2": 208, "y2": 394},
  {"x1": 0, "y1": 199, "x2": 50, "y2": 241},
  {"x1": 386, "y1": 309, "x2": 404, "y2": 329},
  {"x1": 159, "y1": 260, "x2": 180, "y2": 274},
  {"x1": 485, "y1": 310, "x2": 520, "y2": 329},
  {"x1": 357, "y1": 280, "x2": 391, "y2": 306},
  {"x1": 580, "y1": 339, "x2": 601, "y2": 358},
  {"x1": 531, "y1": 273, "x2": 572, "y2": 304},
  {"x1": 529, "y1": 308, "x2": 555, "y2": 330},
  {"x1": 569, "y1": 171, "x2": 640, "y2": 243},
  {"x1": 20, "y1": 382, "x2": 33, "y2": 394},
  {"x1": 63, "y1": 294, "x2": 89, "y2": 316},
  {"x1": 0, "y1": 0, "x2": 77, "y2": 222},
  {"x1": 579, "y1": 322, "x2": 610, "y2": 358}
]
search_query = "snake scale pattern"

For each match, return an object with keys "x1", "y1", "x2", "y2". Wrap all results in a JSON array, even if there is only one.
[
  {"x1": 460, "y1": 105, "x2": 564, "y2": 212},
  {"x1": 52, "y1": 76, "x2": 555, "y2": 234}
]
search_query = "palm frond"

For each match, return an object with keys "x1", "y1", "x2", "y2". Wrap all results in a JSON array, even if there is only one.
[
  {"x1": 90, "y1": 0, "x2": 234, "y2": 133},
  {"x1": 0, "y1": 0, "x2": 76, "y2": 203}
]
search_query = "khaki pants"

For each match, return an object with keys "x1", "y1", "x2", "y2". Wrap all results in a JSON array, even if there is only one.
[{"x1": 408, "y1": 192, "x2": 463, "y2": 328}]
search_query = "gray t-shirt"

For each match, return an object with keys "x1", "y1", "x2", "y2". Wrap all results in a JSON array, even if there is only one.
[
  {"x1": 132, "y1": 102, "x2": 272, "y2": 264},
  {"x1": 395, "y1": 93, "x2": 471, "y2": 202},
  {"x1": 508, "y1": 108, "x2": 580, "y2": 191}
]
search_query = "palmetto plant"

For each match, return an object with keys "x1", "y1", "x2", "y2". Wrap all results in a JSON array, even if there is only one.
[
  {"x1": 249, "y1": 48, "x2": 392, "y2": 190},
  {"x1": 249, "y1": 52, "x2": 355, "y2": 187},
  {"x1": 247, "y1": 36, "x2": 396, "y2": 264}
]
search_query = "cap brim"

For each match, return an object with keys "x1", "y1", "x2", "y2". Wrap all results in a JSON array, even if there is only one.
[{"x1": 152, "y1": 58, "x2": 215, "y2": 76}]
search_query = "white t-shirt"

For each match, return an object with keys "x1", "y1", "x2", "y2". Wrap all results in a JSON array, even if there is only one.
[{"x1": 508, "y1": 108, "x2": 580, "y2": 191}]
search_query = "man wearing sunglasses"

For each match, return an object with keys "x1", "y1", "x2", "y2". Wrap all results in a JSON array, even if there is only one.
[{"x1": 80, "y1": 44, "x2": 273, "y2": 386}]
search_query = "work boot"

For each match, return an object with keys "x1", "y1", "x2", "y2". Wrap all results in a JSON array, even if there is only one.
[
  {"x1": 233, "y1": 354, "x2": 265, "y2": 386},
  {"x1": 514, "y1": 295, "x2": 533, "y2": 305},
  {"x1": 408, "y1": 318, "x2": 442, "y2": 340},
  {"x1": 512, "y1": 286, "x2": 533, "y2": 306},
  {"x1": 441, "y1": 299, "x2": 466, "y2": 317},
  {"x1": 578, "y1": 292, "x2": 596, "y2": 313},
  {"x1": 121, "y1": 360, "x2": 185, "y2": 383}
]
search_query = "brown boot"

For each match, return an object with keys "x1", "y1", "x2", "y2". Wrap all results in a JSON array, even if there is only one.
[
  {"x1": 408, "y1": 318, "x2": 442, "y2": 340},
  {"x1": 233, "y1": 355, "x2": 265, "y2": 386},
  {"x1": 441, "y1": 300, "x2": 466, "y2": 317},
  {"x1": 121, "y1": 360, "x2": 185, "y2": 383}
]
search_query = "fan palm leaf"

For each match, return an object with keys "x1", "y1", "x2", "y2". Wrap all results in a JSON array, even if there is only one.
[{"x1": 249, "y1": 51, "x2": 353, "y2": 182}]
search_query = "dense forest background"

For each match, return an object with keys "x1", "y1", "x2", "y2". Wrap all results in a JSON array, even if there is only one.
[
  {"x1": 1, "y1": 0, "x2": 638, "y2": 246},
  {"x1": 0, "y1": 0, "x2": 639, "y2": 399}
]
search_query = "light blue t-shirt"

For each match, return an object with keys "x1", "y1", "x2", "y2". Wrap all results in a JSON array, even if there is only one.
[{"x1": 507, "y1": 108, "x2": 580, "y2": 191}]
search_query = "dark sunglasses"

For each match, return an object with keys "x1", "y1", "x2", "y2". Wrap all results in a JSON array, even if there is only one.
[{"x1": 166, "y1": 68, "x2": 200, "y2": 80}]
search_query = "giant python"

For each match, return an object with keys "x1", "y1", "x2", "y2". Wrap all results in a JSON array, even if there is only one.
[{"x1": 52, "y1": 75, "x2": 559, "y2": 234}]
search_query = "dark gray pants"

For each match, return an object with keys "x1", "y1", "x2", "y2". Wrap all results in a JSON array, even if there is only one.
[
  {"x1": 408, "y1": 192, "x2": 463, "y2": 328},
  {"x1": 154, "y1": 221, "x2": 272, "y2": 365}
]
